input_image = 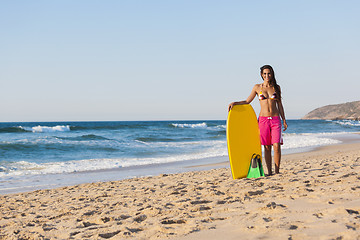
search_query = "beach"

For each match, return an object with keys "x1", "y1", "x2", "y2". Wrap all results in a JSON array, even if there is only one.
[{"x1": 1, "y1": 142, "x2": 360, "y2": 240}]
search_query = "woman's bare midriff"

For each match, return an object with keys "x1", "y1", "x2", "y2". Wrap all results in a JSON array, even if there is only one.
[{"x1": 259, "y1": 99, "x2": 280, "y2": 117}]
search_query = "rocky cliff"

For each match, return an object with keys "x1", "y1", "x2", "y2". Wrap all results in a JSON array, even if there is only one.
[{"x1": 302, "y1": 101, "x2": 360, "y2": 120}]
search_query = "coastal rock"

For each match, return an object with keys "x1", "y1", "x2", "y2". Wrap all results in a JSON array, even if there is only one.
[{"x1": 302, "y1": 101, "x2": 360, "y2": 120}]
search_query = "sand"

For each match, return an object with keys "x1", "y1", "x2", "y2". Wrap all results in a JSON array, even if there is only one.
[{"x1": 1, "y1": 143, "x2": 360, "y2": 240}]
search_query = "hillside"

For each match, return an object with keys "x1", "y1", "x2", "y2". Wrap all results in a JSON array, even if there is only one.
[{"x1": 302, "y1": 101, "x2": 360, "y2": 120}]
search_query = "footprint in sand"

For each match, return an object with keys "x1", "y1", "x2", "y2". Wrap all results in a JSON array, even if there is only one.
[
  {"x1": 133, "y1": 214, "x2": 147, "y2": 223},
  {"x1": 345, "y1": 222, "x2": 360, "y2": 231},
  {"x1": 313, "y1": 213, "x2": 324, "y2": 219},
  {"x1": 120, "y1": 214, "x2": 131, "y2": 220},
  {"x1": 247, "y1": 190, "x2": 265, "y2": 196},
  {"x1": 265, "y1": 202, "x2": 287, "y2": 209},
  {"x1": 98, "y1": 230, "x2": 121, "y2": 239},
  {"x1": 125, "y1": 227, "x2": 143, "y2": 233},
  {"x1": 289, "y1": 225, "x2": 298, "y2": 230},
  {"x1": 345, "y1": 209, "x2": 359, "y2": 215},
  {"x1": 263, "y1": 217, "x2": 272, "y2": 222},
  {"x1": 190, "y1": 200, "x2": 212, "y2": 205},
  {"x1": 161, "y1": 219, "x2": 186, "y2": 224}
]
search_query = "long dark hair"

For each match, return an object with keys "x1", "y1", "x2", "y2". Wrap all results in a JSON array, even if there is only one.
[{"x1": 260, "y1": 65, "x2": 281, "y2": 99}]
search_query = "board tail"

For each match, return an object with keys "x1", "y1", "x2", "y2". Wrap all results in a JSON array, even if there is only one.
[{"x1": 247, "y1": 154, "x2": 265, "y2": 178}]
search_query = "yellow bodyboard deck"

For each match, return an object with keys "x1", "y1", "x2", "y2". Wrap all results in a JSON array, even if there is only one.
[{"x1": 226, "y1": 104, "x2": 262, "y2": 179}]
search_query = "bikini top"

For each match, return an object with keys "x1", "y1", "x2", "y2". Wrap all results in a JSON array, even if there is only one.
[{"x1": 258, "y1": 84, "x2": 277, "y2": 100}]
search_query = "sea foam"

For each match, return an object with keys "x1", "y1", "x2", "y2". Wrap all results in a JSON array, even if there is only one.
[
  {"x1": 172, "y1": 123, "x2": 207, "y2": 128},
  {"x1": 282, "y1": 133, "x2": 341, "y2": 150},
  {"x1": 0, "y1": 140, "x2": 228, "y2": 177},
  {"x1": 332, "y1": 120, "x2": 360, "y2": 127},
  {"x1": 20, "y1": 125, "x2": 71, "y2": 133}
]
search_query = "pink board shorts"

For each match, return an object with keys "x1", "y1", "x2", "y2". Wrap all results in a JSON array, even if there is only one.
[{"x1": 258, "y1": 116, "x2": 283, "y2": 146}]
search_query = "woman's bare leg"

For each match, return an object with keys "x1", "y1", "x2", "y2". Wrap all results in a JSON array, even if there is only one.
[
  {"x1": 264, "y1": 145, "x2": 272, "y2": 175},
  {"x1": 273, "y1": 143, "x2": 281, "y2": 174}
]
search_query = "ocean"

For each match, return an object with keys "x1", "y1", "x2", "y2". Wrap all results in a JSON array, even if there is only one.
[{"x1": 1, "y1": 119, "x2": 360, "y2": 194}]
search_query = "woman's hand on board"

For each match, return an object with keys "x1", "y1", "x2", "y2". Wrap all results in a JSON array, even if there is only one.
[{"x1": 228, "y1": 102, "x2": 235, "y2": 112}]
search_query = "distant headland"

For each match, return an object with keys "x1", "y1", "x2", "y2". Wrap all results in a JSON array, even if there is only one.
[{"x1": 302, "y1": 100, "x2": 360, "y2": 120}]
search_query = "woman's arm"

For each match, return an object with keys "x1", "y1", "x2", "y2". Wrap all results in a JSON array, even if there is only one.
[
  {"x1": 277, "y1": 87, "x2": 287, "y2": 131},
  {"x1": 228, "y1": 85, "x2": 257, "y2": 111}
]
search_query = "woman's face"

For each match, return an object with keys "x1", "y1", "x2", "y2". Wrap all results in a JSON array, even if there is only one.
[{"x1": 262, "y1": 69, "x2": 271, "y2": 82}]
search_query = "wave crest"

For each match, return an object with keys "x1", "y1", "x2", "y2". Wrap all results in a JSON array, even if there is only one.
[
  {"x1": 332, "y1": 120, "x2": 360, "y2": 127},
  {"x1": 171, "y1": 123, "x2": 207, "y2": 128},
  {"x1": 20, "y1": 125, "x2": 71, "y2": 133}
]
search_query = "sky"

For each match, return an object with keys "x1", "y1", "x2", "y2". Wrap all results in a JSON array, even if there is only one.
[{"x1": 1, "y1": 0, "x2": 359, "y2": 122}]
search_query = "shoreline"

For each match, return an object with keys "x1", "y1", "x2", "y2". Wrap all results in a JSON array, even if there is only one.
[
  {"x1": 0, "y1": 155, "x2": 229, "y2": 195},
  {"x1": 1, "y1": 132, "x2": 360, "y2": 195},
  {"x1": 1, "y1": 141, "x2": 360, "y2": 239}
]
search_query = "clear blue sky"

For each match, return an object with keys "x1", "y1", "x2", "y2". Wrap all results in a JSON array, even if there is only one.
[{"x1": 1, "y1": 1, "x2": 359, "y2": 121}]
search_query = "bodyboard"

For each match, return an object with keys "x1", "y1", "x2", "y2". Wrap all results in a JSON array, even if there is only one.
[{"x1": 226, "y1": 104, "x2": 262, "y2": 179}]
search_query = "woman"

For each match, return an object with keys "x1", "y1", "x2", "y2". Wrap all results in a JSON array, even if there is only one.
[{"x1": 228, "y1": 65, "x2": 287, "y2": 176}]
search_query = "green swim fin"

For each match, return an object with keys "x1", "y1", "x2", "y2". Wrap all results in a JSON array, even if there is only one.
[{"x1": 247, "y1": 154, "x2": 265, "y2": 178}]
